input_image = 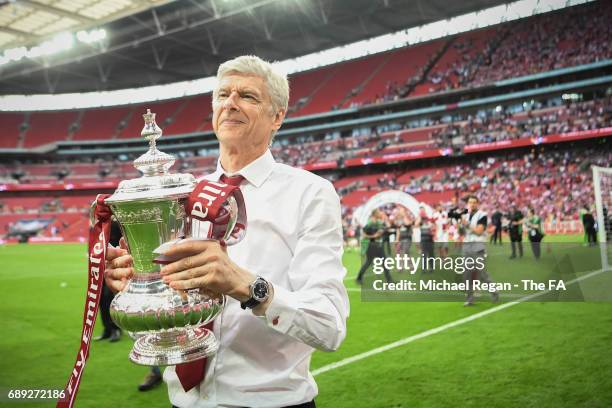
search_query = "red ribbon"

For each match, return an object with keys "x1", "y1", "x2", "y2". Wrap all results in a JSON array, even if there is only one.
[
  {"x1": 57, "y1": 194, "x2": 111, "y2": 408},
  {"x1": 186, "y1": 179, "x2": 247, "y2": 245},
  {"x1": 175, "y1": 178, "x2": 247, "y2": 392},
  {"x1": 57, "y1": 178, "x2": 249, "y2": 404}
]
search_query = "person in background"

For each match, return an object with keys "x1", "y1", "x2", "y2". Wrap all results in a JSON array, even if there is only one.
[
  {"x1": 394, "y1": 206, "x2": 413, "y2": 260},
  {"x1": 96, "y1": 220, "x2": 122, "y2": 343},
  {"x1": 490, "y1": 209, "x2": 503, "y2": 245},
  {"x1": 461, "y1": 195, "x2": 499, "y2": 306},
  {"x1": 434, "y1": 203, "x2": 450, "y2": 258},
  {"x1": 356, "y1": 209, "x2": 393, "y2": 284},
  {"x1": 526, "y1": 207, "x2": 544, "y2": 259},
  {"x1": 581, "y1": 205, "x2": 597, "y2": 246},
  {"x1": 508, "y1": 205, "x2": 524, "y2": 259},
  {"x1": 381, "y1": 209, "x2": 394, "y2": 259},
  {"x1": 416, "y1": 205, "x2": 436, "y2": 273}
]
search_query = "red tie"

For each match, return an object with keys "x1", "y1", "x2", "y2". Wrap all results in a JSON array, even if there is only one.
[
  {"x1": 175, "y1": 173, "x2": 244, "y2": 392},
  {"x1": 175, "y1": 324, "x2": 213, "y2": 392},
  {"x1": 220, "y1": 173, "x2": 245, "y2": 186}
]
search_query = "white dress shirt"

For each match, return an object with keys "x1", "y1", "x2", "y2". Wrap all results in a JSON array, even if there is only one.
[{"x1": 165, "y1": 149, "x2": 350, "y2": 408}]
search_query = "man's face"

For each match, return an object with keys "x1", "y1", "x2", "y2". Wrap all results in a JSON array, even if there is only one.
[
  {"x1": 212, "y1": 73, "x2": 285, "y2": 151},
  {"x1": 467, "y1": 198, "x2": 478, "y2": 212}
]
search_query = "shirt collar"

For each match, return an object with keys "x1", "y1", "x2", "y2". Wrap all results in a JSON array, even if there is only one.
[{"x1": 210, "y1": 149, "x2": 275, "y2": 188}]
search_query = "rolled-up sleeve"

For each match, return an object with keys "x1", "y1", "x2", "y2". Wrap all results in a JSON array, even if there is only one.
[{"x1": 259, "y1": 180, "x2": 349, "y2": 352}]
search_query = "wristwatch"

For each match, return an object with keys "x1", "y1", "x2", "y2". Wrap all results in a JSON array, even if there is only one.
[{"x1": 240, "y1": 276, "x2": 271, "y2": 309}]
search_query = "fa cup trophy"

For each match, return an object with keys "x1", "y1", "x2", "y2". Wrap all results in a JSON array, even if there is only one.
[{"x1": 99, "y1": 109, "x2": 245, "y2": 366}]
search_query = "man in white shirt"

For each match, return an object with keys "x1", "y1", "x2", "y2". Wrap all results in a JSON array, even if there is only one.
[
  {"x1": 105, "y1": 55, "x2": 349, "y2": 408},
  {"x1": 461, "y1": 195, "x2": 498, "y2": 306},
  {"x1": 433, "y1": 204, "x2": 449, "y2": 258}
]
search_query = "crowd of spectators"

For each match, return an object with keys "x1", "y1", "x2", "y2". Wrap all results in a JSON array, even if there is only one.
[
  {"x1": 2, "y1": 96, "x2": 609, "y2": 187},
  {"x1": 0, "y1": 198, "x2": 63, "y2": 214},
  {"x1": 274, "y1": 95, "x2": 611, "y2": 168},
  {"x1": 471, "y1": 1, "x2": 612, "y2": 86},
  {"x1": 437, "y1": 96, "x2": 611, "y2": 147},
  {"x1": 374, "y1": 1, "x2": 612, "y2": 101},
  {"x1": 339, "y1": 145, "x2": 611, "y2": 235}
]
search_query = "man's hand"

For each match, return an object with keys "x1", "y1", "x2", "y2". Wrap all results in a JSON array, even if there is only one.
[
  {"x1": 160, "y1": 240, "x2": 255, "y2": 303},
  {"x1": 105, "y1": 237, "x2": 133, "y2": 292}
]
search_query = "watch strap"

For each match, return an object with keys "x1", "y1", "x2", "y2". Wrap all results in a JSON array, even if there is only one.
[{"x1": 240, "y1": 298, "x2": 261, "y2": 310}]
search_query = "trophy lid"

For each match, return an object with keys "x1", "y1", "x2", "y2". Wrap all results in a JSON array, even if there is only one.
[{"x1": 105, "y1": 109, "x2": 196, "y2": 203}]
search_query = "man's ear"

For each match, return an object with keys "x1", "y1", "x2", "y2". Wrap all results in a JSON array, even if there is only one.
[{"x1": 272, "y1": 109, "x2": 286, "y2": 131}]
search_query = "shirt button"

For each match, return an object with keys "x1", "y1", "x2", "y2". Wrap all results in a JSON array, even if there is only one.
[{"x1": 272, "y1": 316, "x2": 279, "y2": 326}]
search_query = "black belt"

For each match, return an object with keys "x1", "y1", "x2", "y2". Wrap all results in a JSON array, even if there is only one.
[{"x1": 283, "y1": 400, "x2": 316, "y2": 408}]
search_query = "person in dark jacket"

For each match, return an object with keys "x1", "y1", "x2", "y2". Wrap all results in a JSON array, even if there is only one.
[
  {"x1": 581, "y1": 206, "x2": 597, "y2": 246},
  {"x1": 96, "y1": 220, "x2": 122, "y2": 342},
  {"x1": 509, "y1": 206, "x2": 524, "y2": 259},
  {"x1": 490, "y1": 210, "x2": 503, "y2": 245}
]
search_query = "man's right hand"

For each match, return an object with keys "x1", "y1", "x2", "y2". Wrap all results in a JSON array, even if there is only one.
[{"x1": 105, "y1": 237, "x2": 133, "y2": 292}]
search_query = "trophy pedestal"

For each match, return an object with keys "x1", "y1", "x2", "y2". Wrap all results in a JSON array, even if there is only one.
[{"x1": 130, "y1": 327, "x2": 219, "y2": 366}]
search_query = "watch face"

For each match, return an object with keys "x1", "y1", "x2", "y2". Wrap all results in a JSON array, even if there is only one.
[{"x1": 253, "y1": 280, "x2": 269, "y2": 301}]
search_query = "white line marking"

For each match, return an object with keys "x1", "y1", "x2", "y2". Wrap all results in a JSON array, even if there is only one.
[{"x1": 313, "y1": 268, "x2": 608, "y2": 376}]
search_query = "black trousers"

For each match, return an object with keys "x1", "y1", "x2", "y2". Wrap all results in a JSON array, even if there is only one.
[
  {"x1": 420, "y1": 238, "x2": 435, "y2": 272},
  {"x1": 490, "y1": 225, "x2": 502, "y2": 244},
  {"x1": 529, "y1": 240, "x2": 541, "y2": 259},
  {"x1": 585, "y1": 227, "x2": 597, "y2": 244},
  {"x1": 173, "y1": 401, "x2": 315, "y2": 408},
  {"x1": 100, "y1": 281, "x2": 119, "y2": 334},
  {"x1": 357, "y1": 242, "x2": 392, "y2": 283},
  {"x1": 510, "y1": 235, "x2": 523, "y2": 257}
]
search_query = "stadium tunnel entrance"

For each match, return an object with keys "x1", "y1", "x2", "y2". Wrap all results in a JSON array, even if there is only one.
[{"x1": 353, "y1": 190, "x2": 433, "y2": 226}]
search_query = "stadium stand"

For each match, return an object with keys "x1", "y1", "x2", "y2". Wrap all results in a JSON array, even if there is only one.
[
  {"x1": 23, "y1": 111, "x2": 80, "y2": 148},
  {"x1": 163, "y1": 94, "x2": 213, "y2": 134},
  {"x1": 72, "y1": 106, "x2": 131, "y2": 141},
  {"x1": 118, "y1": 99, "x2": 184, "y2": 139},
  {"x1": 1, "y1": 2, "x2": 611, "y2": 149},
  {"x1": 287, "y1": 67, "x2": 337, "y2": 115},
  {"x1": 412, "y1": 28, "x2": 496, "y2": 96},
  {"x1": 296, "y1": 52, "x2": 388, "y2": 116},
  {"x1": 2, "y1": 94, "x2": 610, "y2": 184},
  {"x1": 1, "y1": 1, "x2": 611, "y2": 243},
  {"x1": 470, "y1": 1, "x2": 612, "y2": 86},
  {"x1": 0, "y1": 112, "x2": 23, "y2": 148},
  {"x1": 346, "y1": 39, "x2": 445, "y2": 106},
  {"x1": 335, "y1": 145, "x2": 611, "y2": 233}
]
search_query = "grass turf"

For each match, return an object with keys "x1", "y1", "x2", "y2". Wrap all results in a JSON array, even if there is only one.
[{"x1": 0, "y1": 237, "x2": 610, "y2": 407}]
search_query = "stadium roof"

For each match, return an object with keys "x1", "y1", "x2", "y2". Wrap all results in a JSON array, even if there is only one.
[
  {"x1": 0, "y1": 0, "x2": 513, "y2": 94},
  {"x1": 0, "y1": 0, "x2": 175, "y2": 50}
]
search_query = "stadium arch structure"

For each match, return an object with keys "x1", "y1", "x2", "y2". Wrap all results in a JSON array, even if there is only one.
[{"x1": 353, "y1": 190, "x2": 433, "y2": 227}]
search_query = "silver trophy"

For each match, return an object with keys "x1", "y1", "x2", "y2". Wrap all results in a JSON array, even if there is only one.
[{"x1": 100, "y1": 109, "x2": 231, "y2": 366}]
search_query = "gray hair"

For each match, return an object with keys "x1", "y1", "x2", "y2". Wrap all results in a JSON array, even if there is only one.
[{"x1": 215, "y1": 55, "x2": 289, "y2": 114}]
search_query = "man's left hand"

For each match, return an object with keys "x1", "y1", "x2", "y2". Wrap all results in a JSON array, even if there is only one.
[{"x1": 160, "y1": 240, "x2": 254, "y2": 303}]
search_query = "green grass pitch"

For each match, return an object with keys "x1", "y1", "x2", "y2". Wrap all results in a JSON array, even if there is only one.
[{"x1": 0, "y1": 237, "x2": 611, "y2": 407}]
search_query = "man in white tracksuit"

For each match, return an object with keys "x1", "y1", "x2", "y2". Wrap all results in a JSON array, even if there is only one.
[{"x1": 461, "y1": 195, "x2": 499, "y2": 306}]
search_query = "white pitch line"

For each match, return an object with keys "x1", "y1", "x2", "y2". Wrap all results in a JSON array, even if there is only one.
[{"x1": 313, "y1": 267, "x2": 607, "y2": 377}]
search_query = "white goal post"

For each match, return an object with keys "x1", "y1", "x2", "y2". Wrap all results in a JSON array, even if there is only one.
[{"x1": 593, "y1": 166, "x2": 612, "y2": 270}]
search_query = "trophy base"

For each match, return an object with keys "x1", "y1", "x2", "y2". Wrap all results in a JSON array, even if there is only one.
[{"x1": 130, "y1": 326, "x2": 219, "y2": 366}]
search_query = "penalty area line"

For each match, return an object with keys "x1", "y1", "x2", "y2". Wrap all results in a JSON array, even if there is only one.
[{"x1": 314, "y1": 267, "x2": 608, "y2": 377}]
